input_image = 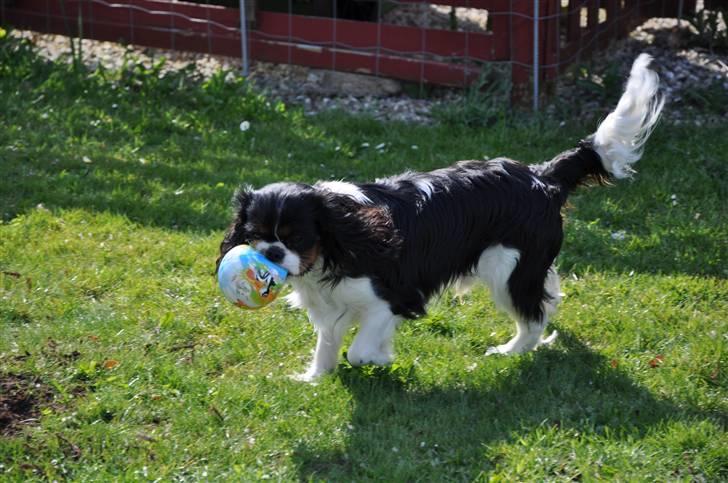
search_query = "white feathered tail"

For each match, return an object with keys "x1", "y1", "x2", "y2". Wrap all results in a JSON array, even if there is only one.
[{"x1": 593, "y1": 53, "x2": 665, "y2": 179}]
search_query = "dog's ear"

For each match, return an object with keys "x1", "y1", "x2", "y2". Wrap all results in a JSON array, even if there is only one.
[
  {"x1": 216, "y1": 185, "x2": 254, "y2": 273},
  {"x1": 232, "y1": 185, "x2": 254, "y2": 214},
  {"x1": 228, "y1": 184, "x2": 254, "y2": 238},
  {"x1": 316, "y1": 192, "x2": 400, "y2": 279}
]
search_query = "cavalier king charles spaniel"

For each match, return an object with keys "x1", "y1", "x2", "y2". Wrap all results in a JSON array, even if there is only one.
[{"x1": 218, "y1": 54, "x2": 664, "y2": 381}]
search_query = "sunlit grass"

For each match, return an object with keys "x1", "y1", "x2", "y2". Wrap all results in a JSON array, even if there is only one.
[{"x1": 1, "y1": 32, "x2": 726, "y2": 480}]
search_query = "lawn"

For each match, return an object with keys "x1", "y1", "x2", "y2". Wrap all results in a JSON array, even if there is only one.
[{"x1": 1, "y1": 31, "x2": 726, "y2": 481}]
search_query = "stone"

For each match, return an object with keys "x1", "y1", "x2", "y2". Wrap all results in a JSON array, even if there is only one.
[{"x1": 311, "y1": 70, "x2": 401, "y2": 97}]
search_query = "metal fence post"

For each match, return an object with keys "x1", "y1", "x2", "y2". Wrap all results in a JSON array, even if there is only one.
[
  {"x1": 533, "y1": 0, "x2": 540, "y2": 111},
  {"x1": 239, "y1": 0, "x2": 250, "y2": 77}
]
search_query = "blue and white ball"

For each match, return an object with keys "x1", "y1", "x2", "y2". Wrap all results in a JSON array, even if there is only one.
[{"x1": 217, "y1": 245, "x2": 288, "y2": 309}]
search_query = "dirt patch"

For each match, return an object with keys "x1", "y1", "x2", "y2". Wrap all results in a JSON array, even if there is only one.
[{"x1": 0, "y1": 373, "x2": 55, "y2": 436}]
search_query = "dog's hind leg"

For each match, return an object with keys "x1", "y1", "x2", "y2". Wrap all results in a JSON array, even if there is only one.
[
  {"x1": 477, "y1": 245, "x2": 561, "y2": 355},
  {"x1": 485, "y1": 319, "x2": 549, "y2": 355},
  {"x1": 485, "y1": 316, "x2": 559, "y2": 355}
]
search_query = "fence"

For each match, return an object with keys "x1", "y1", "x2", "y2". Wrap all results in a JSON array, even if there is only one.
[{"x1": 1, "y1": 0, "x2": 695, "y2": 106}]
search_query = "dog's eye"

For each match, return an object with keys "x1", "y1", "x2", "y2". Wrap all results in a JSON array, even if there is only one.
[{"x1": 287, "y1": 234, "x2": 304, "y2": 245}]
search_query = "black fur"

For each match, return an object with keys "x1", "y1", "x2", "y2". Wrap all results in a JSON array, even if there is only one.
[
  {"x1": 317, "y1": 192, "x2": 401, "y2": 285},
  {"x1": 216, "y1": 186, "x2": 254, "y2": 272},
  {"x1": 219, "y1": 142, "x2": 609, "y2": 322},
  {"x1": 531, "y1": 139, "x2": 610, "y2": 196}
]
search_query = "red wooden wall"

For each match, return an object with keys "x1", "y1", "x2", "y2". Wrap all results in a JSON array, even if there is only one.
[{"x1": 1, "y1": 0, "x2": 690, "y2": 95}]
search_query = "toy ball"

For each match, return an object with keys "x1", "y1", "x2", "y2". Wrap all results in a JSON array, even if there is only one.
[{"x1": 217, "y1": 245, "x2": 288, "y2": 309}]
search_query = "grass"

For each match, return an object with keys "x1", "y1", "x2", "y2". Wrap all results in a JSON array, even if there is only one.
[{"x1": 1, "y1": 31, "x2": 727, "y2": 481}]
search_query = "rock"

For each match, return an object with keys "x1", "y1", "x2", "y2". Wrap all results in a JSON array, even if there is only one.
[{"x1": 311, "y1": 70, "x2": 401, "y2": 97}]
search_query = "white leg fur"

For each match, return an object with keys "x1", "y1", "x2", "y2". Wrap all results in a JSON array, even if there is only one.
[
  {"x1": 347, "y1": 304, "x2": 400, "y2": 367},
  {"x1": 292, "y1": 315, "x2": 352, "y2": 382},
  {"x1": 289, "y1": 273, "x2": 389, "y2": 380},
  {"x1": 542, "y1": 265, "x2": 563, "y2": 317},
  {"x1": 485, "y1": 319, "x2": 549, "y2": 355},
  {"x1": 476, "y1": 245, "x2": 521, "y2": 317},
  {"x1": 476, "y1": 246, "x2": 561, "y2": 355}
]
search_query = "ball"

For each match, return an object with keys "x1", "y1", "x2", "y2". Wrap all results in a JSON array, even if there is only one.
[{"x1": 217, "y1": 245, "x2": 288, "y2": 309}]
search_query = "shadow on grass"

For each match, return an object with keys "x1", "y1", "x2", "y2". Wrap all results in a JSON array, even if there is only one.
[{"x1": 292, "y1": 330, "x2": 725, "y2": 480}]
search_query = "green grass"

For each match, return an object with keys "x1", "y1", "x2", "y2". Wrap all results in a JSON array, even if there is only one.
[{"x1": 1, "y1": 32, "x2": 727, "y2": 481}]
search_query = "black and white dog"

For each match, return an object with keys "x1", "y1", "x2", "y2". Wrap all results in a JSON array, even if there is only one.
[{"x1": 218, "y1": 54, "x2": 664, "y2": 381}]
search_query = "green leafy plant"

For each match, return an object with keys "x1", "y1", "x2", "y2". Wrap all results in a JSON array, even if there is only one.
[
  {"x1": 432, "y1": 64, "x2": 511, "y2": 127},
  {"x1": 574, "y1": 62, "x2": 623, "y2": 104},
  {"x1": 688, "y1": 7, "x2": 728, "y2": 52}
]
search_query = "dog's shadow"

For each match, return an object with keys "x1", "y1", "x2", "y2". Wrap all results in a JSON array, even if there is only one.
[{"x1": 292, "y1": 329, "x2": 724, "y2": 480}]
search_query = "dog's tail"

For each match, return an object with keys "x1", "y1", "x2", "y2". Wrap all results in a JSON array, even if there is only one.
[{"x1": 532, "y1": 53, "x2": 664, "y2": 196}]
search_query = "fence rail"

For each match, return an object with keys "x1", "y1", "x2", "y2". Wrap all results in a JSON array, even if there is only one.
[{"x1": 1, "y1": 0, "x2": 694, "y2": 104}]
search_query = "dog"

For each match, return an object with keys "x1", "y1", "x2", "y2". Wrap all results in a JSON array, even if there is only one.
[{"x1": 217, "y1": 54, "x2": 664, "y2": 381}]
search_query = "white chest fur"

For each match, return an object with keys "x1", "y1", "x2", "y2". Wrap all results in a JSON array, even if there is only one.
[{"x1": 287, "y1": 272, "x2": 385, "y2": 328}]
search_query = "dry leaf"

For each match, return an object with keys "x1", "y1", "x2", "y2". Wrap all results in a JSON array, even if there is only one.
[{"x1": 649, "y1": 355, "x2": 664, "y2": 368}]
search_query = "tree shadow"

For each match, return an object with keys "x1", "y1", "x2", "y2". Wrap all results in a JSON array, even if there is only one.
[
  {"x1": 2, "y1": 133, "x2": 331, "y2": 232},
  {"x1": 292, "y1": 329, "x2": 725, "y2": 480},
  {"x1": 2, "y1": 34, "x2": 375, "y2": 232}
]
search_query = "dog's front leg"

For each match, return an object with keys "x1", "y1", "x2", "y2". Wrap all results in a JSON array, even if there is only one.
[
  {"x1": 347, "y1": 305, "x2": 400, "y2": 367},
  {"x1": 293, "y1": 310, "x2": 352, "y2": 382}
]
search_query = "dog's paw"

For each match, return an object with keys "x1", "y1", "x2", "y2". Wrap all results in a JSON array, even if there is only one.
[
  {"x1": 346, "y1": 350, "x2": 394, "y2": 367},
  {"x1": 486, "y1": 330, "x2": 559, "y2": 356},
  {"x1": 485, "y1": 344, "x2": 515, "y2": 356},
  {"x1": 540, "y1": 330, "x2": 559, "y2": 346},
  {"x1": 288, "y1": 370, "x2": 323, "y2": 384}
]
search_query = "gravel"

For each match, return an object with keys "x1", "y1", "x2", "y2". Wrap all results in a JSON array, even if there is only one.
[
  {"x1": 382, "y1": 3, "x2": 489, "y2": 33},
  {"x1": 550, "y1": 16, "x2": 728, "y2": 125},
  {"x1": 11, "y1": 11, "x2": 727, "y2": 125}
]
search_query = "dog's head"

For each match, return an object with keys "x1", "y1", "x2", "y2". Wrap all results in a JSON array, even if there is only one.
[
  {"x1": 217, "y1": 182, "x2": 323, "y2": 276},
  {"x1": 217, "y1": 181, "x2": 401, "y2": 280}
]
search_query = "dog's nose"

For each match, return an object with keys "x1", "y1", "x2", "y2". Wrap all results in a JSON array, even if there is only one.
[{"x1": 265, "y1": 246, "x2": 285, "y2": 264}]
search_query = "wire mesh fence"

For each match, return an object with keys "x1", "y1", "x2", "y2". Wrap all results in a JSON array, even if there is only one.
[{"x1": 1, "y1": 0, "x2": 697, "y2": 107}]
